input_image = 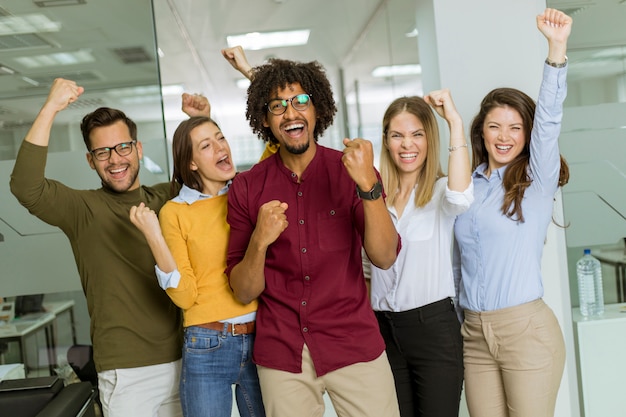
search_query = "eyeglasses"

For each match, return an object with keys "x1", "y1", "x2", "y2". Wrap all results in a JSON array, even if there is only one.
[
  {"x1": 266, "y1": 93, "x2": 312, "y2": 115},
  {"x1": 90, "y1": 140, "x2": 136, "y2": 161}
]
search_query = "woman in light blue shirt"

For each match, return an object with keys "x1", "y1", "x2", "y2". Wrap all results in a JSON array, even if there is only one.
[
  {"x1": 453, "y1": 8, "x2": 572, "y2": 417},
  {"x1": 369, "y1": 89, "x2": 472, "y2": 417}
]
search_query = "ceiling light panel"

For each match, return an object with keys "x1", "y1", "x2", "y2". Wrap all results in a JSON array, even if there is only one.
[
  {"x1": 0, "y1": 14, "x2": 61, "y2": 35},
  {"x1": 15, "y1": 49, "x2": 94, "y2": 68},
  {"x1": 0, "y1": 64, "x2": 17, "y2": 74},
  {"x1": 226, "y1": 29, "x2": 310, "y2": 51},
  {"x1": 0, "y1": 33, "x2": 54, "y2": 51},
  {"x1": 24, "y1": 70, "x2": 101, "y2": 85},
  {"x1": 371, "y1": 64, "x2": 422, "y2": 78}
]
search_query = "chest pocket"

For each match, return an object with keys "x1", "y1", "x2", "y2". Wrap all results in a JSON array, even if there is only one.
[
  {"x1": 405, "y1": 209, "x2": 435, "y2": 242},
  {"x1": 317, "y1": 209, "x2": 353, "y2": 252}
]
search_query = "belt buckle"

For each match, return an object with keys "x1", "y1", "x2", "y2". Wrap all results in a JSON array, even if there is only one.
[{"x1": 231, "y1": 323, "x2": 238, "y2": 336}]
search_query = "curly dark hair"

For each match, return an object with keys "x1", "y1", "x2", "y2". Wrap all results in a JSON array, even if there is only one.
[
  {"x1": 246, "y1": 58, "x2": 337, "y2": 144},
  {"x1": 470, "y1": 87, "x2": 569, "y2": 222}
]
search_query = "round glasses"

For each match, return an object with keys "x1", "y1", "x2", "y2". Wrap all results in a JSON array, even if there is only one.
[
  {"x1": 266, "y1": 93, "x2": 312, "y2": 115},
  {"x1": 90, "y1": 140, "x2": 136, "y2": 161}
]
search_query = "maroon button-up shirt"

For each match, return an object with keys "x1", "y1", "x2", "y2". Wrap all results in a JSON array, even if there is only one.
[{"x1": 226, "y1": 145, "x2": 389, "y2": 376}]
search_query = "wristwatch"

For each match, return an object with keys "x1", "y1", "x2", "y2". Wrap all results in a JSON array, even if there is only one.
[{"x1": 356, "y1": 181, "x2": 383, "y2": 200}]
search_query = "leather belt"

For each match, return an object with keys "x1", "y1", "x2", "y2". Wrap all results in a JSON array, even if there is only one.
[{"x1": 195, "y1": 320, "x2": 255, "y2": 335}]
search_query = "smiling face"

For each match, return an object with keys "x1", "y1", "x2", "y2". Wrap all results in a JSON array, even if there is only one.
[
  {"x1": 385, "y1": 111, "x2": 428, "y2": 180},
  {"x1": 482, "y1": 105, "x2": 526, "y2": 174},
  {"x1": 263, "y1": 82, "x2": 316, "y2": 156},
  {"x1": 86, "y1": 120, "x2": 142, "y2": 193},
  {"x1": 188, "y1": 121, "x2": 235, "y2": 196}
]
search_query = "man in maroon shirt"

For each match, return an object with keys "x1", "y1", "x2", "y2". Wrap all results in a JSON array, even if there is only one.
[{"x1": 225, "y1": 58, "x2": 401, "y2": 417}]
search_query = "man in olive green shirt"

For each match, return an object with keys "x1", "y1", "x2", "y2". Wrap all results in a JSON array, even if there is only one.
[{"x1": 10, "y1": 79, "x2": 209, "y2": 417}]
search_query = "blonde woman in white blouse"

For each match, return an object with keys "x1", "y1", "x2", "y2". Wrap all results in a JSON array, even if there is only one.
[{"x1": 367, "y1": 90, "x2": 473, "y2": 417}]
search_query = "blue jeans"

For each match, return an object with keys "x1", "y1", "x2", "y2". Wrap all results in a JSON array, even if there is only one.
[{"x1": 180, "y1": 325, "x2": 265, "y2": 417}]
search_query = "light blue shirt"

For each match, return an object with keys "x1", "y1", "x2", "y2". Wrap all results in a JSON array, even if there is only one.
[{"x1": 453, "y1": 64, "x2": 567, "y2": 312}]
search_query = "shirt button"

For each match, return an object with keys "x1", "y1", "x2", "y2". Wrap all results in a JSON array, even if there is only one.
[
  {"x1": 298, "y1": 191, "x2": 303, "y2": 197},
  {"x1": 330, "y1": 210, "x2": 336, "y2": 215},
  {"x1": 301, "y1": 248, "x2": 307, "y2": 253},
  {"x1": 304, "y1": 276, "x2": 310, "y2": 281},
  {"x1": 299, "y1": 219, "x2": 304, "y2": 225},
  {"x1": 301, "y1": 301, "x2": 307, "y2": 306},
  {"x1": 291, "y1": 173, "x2": 297, "y2": 178},
  {"x1": 302, "y1": 327, "x2": 308, "y2": 332}
]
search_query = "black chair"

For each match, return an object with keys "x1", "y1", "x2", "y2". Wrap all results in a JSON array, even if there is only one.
[
  {"x1": 0, "y1": 376, "x2": 96, "y2": 417},
  {"x1": 66, "y1": 345, "x2": 99, "y2": 408}
]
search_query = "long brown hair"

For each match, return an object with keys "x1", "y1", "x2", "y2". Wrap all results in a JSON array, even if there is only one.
[
  {"x1": 380, "y1": 96, "x2": 444, "y2": 208},
  {"x1": 469, "y1": 88, "x2": 569, "y2": 222},
  {"x1": 170, "y1": 116, "x2": 220, "y2": 197}
]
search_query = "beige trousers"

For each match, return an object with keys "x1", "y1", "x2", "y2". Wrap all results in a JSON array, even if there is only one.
[
  {"x1": 257, "y1": 344, "x2": 400, "y2": 417},
  {"x1": 462, "y1": 299, "x2": 566, "y2": 417}
]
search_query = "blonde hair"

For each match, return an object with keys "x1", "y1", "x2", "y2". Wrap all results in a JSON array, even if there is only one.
[{"x1": 380, "y1": 96, "x2": 444, "y2": 208}]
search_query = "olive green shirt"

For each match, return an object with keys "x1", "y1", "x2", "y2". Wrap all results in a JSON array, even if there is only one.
[{"x1": 10, "y1": 141, "x2": 182, "y2": 372}]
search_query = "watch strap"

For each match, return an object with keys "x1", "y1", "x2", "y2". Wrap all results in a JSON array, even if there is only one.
[{"x1": 356, "y1": 181, "x2": 382, "y2": 200}]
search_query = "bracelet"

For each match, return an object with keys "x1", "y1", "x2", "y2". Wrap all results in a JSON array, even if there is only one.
[
  {"x1": 545, "y1": 56, "x2": 568, "y2": 68},
  {"x1": 448, "y1": 143, "x2": 468, "y2": 152}
]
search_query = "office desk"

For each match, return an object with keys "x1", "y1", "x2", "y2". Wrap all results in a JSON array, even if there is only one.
[
  {"x1": 0, "y1": 363, "x2": 25, "y2": 380},
  {"x1": 0, "y1": 312, "x2": 55, "y2": 375},
  {"x1": 573, "y1": 303, "x2": 626, "y2": 417},
  {"x1": 44, "y1": 300, "x2": 77, "y2": 346}
]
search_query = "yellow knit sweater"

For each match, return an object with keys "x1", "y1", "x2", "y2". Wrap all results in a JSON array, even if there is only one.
[{"x1": 158, "y1": 194, "x2": 257, "y2": 327}]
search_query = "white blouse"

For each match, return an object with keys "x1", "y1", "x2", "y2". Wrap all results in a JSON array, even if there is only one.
[{"x1": 369, "y1": 177, "x2": 473, "y2": 312}]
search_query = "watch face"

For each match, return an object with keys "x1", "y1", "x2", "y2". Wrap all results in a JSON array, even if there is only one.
[
  {"x1": 359, "y1": 181, "x2": 382, "y2": 200},
  {"x1": 371, "y1": 183, "x2": 382, "y2": 199}
]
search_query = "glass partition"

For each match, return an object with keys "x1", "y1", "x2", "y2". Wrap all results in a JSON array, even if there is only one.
[
  {"x1": 0, "y1": 0, "x2": 168, "y2": 298},
  {"x1": 556, "y1": 8, "x2": 626, "y2": 307}
]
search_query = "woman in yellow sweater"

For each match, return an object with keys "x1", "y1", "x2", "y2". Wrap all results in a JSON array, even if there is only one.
[{"x1": 130, "y1": 111, "x2": 265, "y2": 417}]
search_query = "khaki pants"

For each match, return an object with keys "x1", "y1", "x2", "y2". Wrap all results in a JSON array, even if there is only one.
[
  {"x1": 462, "y1": 299, "x2": 565, "y2": 417},
  {"x1": 257, "y1": 344, "x2": 400, "y2": 417}
]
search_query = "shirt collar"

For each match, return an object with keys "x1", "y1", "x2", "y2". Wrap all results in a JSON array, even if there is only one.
[
  {"x1": 174, "y1": 181, "x2": 231, "y2": 204},
  {"x1": 473, "y1": 162, "x2": 508, "y2": 181}
]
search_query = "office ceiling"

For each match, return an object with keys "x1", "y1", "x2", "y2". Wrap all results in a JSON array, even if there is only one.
[
  {"x1": 0, "y1": 0, "x2": 420, "y2": 132},
  {"x1": 0, "y1": 0, "x2": 624, "y2": 133}
]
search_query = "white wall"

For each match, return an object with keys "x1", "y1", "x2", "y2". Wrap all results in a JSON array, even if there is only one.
[{"x1": 416, "y1": 1, "x2": 580, "y2": 416}]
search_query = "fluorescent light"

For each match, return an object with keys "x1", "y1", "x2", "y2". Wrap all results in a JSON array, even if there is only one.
[
  {"x1": 0, "y1": 14, "x2": 61, "y2": 35},
  {"x1": 15, "y1": 49, "x2": 94, "y2": 68},
  {"x1": 405, "y1": 28, "x2": 418, "y2": 38},
  {"x1": 21, "y1": 76, "x2": 40, "y2": 86},
  {"x1": 371, "y1": 64, "x2": 422, "y2": 78},
  {"x1": 236, "y1": 78, "x2": 250, "y2": 89},
  {"x1": 161, "y1": 84, "x2": 185, "y2": 96},
  {"x1": 226, "y1": 29, "x2": 310, "y2": 51},
  {"x1": 0, "y1": 65, "x2": 16, "y2": 75},
  {"x1": 106, "y1": 84, "x2": 184, "y2": 99}
]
